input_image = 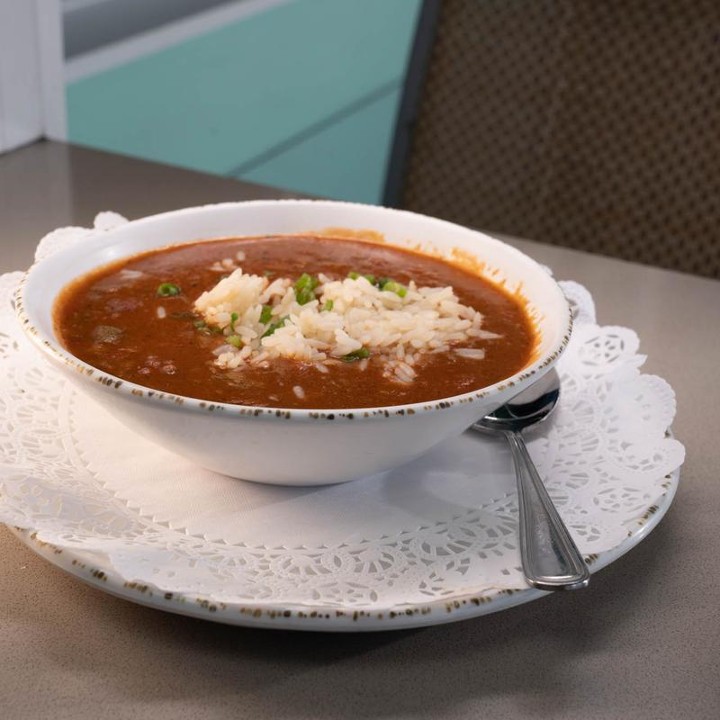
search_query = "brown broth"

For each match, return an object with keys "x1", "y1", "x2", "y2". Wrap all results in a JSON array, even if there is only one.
[{"x1": 54, "y1": 235, "x2": 536, "y2": 409}]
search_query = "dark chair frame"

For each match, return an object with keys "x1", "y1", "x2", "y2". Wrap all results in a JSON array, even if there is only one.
[{"x1": 383, "y1": 0, "x2": 441, "y2": 209}]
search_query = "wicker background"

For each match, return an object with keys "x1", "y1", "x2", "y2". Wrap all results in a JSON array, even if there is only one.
[{"x1": 398, "y1": 0, "x2": 720, "y2": 278}]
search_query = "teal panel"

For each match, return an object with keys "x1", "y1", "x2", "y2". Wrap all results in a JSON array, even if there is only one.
[
  {"x1": 66, "y1": 0, "x2": 421, "y2": 187},
  {"x1": 241, "y1": 85, "x2": 402, "y2": 204}
]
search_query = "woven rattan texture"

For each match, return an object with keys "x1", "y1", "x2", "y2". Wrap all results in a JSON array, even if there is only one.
[{"x1": 400, "y1": 0, "x2": 720, "y2": 278}]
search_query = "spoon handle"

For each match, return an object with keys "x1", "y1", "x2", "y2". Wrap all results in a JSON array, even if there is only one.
[{"x1": 505, "y1": 430, "x2": 590, "y2": 591}]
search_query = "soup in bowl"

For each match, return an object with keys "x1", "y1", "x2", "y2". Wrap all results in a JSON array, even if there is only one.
[{"x1": 16, "y1": 201, "x2": 571, "y2": 485}]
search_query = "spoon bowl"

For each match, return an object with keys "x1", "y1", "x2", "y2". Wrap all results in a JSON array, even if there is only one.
[
  {"x1": 478, "y1": 369, "x2": 561, "y2": 432},
  {"x1": 474, "y1": 369, "x2": 590, "y2": 591}
]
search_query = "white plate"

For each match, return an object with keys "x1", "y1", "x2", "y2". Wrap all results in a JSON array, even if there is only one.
[{"x1": 10, "y1": 461, "x2": 679, "y2": 631}]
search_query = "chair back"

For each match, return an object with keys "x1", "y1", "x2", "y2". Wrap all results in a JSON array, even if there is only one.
[{"x1": 385, "y1": 0, "x2": 720, "y2": 278}]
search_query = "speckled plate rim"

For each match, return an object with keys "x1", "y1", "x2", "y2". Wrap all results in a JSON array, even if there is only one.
[{"x1": 8, "y1": 461, "x2": 679, "y2": 633}]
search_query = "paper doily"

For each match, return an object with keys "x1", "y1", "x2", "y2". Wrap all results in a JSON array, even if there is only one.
[{"x1": 0, "y1": 220, "x2": 685, "y2": 628}]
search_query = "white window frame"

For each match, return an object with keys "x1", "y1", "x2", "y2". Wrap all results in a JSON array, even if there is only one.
[{"x1": 0, "y1": 0, "x2": 66, "y2": 153}]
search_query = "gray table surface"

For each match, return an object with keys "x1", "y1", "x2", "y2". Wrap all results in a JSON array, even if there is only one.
[{"x1": 1, "y1": 141, "x2": 719, "y2": 720}]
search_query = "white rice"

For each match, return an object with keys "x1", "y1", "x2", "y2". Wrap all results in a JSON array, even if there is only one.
[
  {"x1": 119, "y1": 269, "x2": 145, "y2": 280},
  {"x1": 209, "y1": 256, "x2": 240, "y2": 273},
  {"x1": 454, "y1": 348, "x2": 486, "y2": 359},
  {"x1": 193, "y1": 268, "x2": 499, "y2": 376}
]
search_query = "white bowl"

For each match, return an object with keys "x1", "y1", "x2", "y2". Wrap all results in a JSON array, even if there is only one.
[{"x1": 16, "y1": 200, "x2": 571, "y2": 486}]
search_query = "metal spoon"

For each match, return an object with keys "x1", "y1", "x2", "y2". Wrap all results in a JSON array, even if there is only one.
[{"x1": 473, "y1": 369, "x2": 590, "y2": 591}]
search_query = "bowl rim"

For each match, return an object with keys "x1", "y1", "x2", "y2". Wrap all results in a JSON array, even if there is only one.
[{"x1": 15, "y1": 199, "x2": 573, "y2": 423}]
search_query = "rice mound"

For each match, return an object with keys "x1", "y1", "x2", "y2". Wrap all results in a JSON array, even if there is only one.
[{"x1": 193, "y1": 269, "x2": 499, "y2": 382}]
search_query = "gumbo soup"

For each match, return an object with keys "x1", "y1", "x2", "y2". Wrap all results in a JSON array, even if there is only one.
[{"x1": 54, "y1": 235, "x2": 536, "y2": 409}]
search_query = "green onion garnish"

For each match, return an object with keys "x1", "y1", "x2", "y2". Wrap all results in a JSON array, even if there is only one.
[
  {"x1": 341, "y1": 347, "x2": 370, "y2": 363},
  {"x1": 259, "y1": 305, "x2": 273, "y2": 324},
  {"x1": 381, "y1": 279, "x2": 407, "y2": 297},
  {"x1": 294, "y1": 273, "x2": 319, "y2": 305},
  {"x1": 295, "y1": 273, "x2": 317, "y2": 290},
  {"x1": 227, "y1": 335, "x2": 243, "y2": 348},
  {"x1": 262, "y1": 317, "x2": 287, "y2": 338},
  {"x1": 347, "y1": 271, "x2": 376, "y2": 284},
  {"x1": 170, "y1": 311, "x2": 197, "y2": 320},
  {"x1": 230, "y1": 312, "x2": 239, "y2": 331},
  {"x1": 157, "y1": 282, "x2": 181, "y2": 297},
  {"x1": 322, "y1": 299, "x2": 334, "y2": 312}
]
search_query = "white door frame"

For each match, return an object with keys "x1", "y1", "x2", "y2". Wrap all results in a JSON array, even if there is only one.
[{"x1": 0, "y1": 0, "x2": 66, "y2": 153}]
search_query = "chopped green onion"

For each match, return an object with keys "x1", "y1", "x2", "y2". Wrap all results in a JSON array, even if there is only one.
[
  {"x1": 262, "y1": 317, "x2": 287, "y2": 338},
  {"x1": 259, "y1": 305, "x2": 273, "y2": 324},
  {"x1": 227, "y1": 335, "x2": 243, "y2": 348},
  {"x1": 296, "y1": 288, "x2": 315, "y2": 305},
  {"x1": 341, "y1": 347, "x2": 371, "y2": 363},
  {"x1": 294, "y1": 273, "x2": 319, "y2": 305},
  {"x1": 170, "y1": 311, "x2": 197, "y2": 320},
  {"x1": 381, "y1": 279, "x2": 407, "y2": 297},
  {"x1": 230, "y1": 312, "x2": 239, "y2": 331},
  {"x1": 347, "y1": 271, "x2": 376, "y2": 284},
  {"x1": 156, "y1": 282, "x2": 181, "y2": 297},
  {"x1": 322, "y1": 299, "x2": 334, "y2": 312},
  {"x1": 295, "y1": 273, "x2": 318, "y2": 290}
]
